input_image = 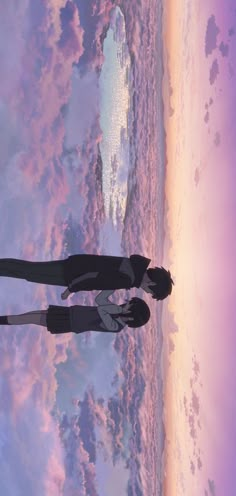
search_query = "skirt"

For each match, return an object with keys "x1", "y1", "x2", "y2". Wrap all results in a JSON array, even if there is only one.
[{"x1": 46, "y1": 305, "x2": 71, "y2": 334}]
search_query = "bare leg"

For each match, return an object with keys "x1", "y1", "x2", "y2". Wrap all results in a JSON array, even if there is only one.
[{"x1": 4, "y1": 310, "x2": 48, "y2": 327}]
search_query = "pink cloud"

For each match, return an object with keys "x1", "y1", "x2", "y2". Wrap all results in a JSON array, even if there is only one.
[
  {"x1": 44, "y1": 453, "x2": 65, "y2": 495},
  {"x1": 58, "y1": 1, "x2": 84, "y2": 58},
  {"x1": 0, "y1": 1, "x2": 166, "y2": 494},
  {"x1": 2, "y1": 0, "x2": 84, "y2": 193},
  {"x1": 0, "y1": 335, "x2": 66, "y2": 494}
]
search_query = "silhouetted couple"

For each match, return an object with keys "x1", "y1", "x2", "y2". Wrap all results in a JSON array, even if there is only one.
[{"x1": 0, "y1": 254, "x2": 173, "y2": 334}]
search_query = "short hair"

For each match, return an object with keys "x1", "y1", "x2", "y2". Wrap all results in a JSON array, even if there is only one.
[
  {"x1": 147, "y1": 267, "x2": 174, "y2": 301},
  {"x1": 121, "y1": 297, "x2": 150, "y2": 328}
]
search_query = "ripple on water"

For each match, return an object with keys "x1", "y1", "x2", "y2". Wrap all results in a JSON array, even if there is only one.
[{"x1": 99, "y1": 7, "x2": 131, "y2": 225}]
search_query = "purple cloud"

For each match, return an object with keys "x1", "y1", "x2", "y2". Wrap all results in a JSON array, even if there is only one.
[
  {"x1": 219, "y1": 41, "x2": 229, "y2": 57},
  {"x1": 214, "y1": 131, "x2": 221, "y2": 147},
  {"x1": 209, "y1": 59, "x2": 219, "y2": 85},
  {"x1": 205, "y1": 15, "x2": 220, "y2": 56}
]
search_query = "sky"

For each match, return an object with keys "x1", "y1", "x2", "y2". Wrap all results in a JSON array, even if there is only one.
[
  {"x1": 162, "y1": 0, "x2": 236, "y2": 494},
  {"x1": 0, "y1": 0, "x2": 234, "y2": 495}
]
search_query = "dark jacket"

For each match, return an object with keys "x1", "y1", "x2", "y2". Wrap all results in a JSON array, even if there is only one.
[{"x1": 63, "y1": 254, "x2": 151, "y2": 292}]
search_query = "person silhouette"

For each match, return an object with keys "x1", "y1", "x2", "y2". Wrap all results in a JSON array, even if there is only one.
[
  {"x1": 0, "y1": 290, "x2": 151, "y2": 335},
  {"x1": 0, "y1": 254, "x2": 173, "y2": 300}
]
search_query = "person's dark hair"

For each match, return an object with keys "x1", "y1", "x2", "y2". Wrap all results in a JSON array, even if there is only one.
[
  {"x1": 147, "y1": 267, "x2": 174, "y2": 300},
  {"x1": 119, "y1": 297, "x2": 150, "y2": 328}
]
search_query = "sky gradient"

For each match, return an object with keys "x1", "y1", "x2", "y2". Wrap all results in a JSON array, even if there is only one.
[
  {"x1": 162, "y1": 1, "x2": 236, "y2": 494},
  {"x1": 0, "y1": 0, "x2": 235, "y2": 495}
]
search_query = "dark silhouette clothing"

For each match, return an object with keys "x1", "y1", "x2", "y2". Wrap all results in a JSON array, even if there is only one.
[
  {"x1": 47, "y1": 304, "x2": 124, "y2": 334},
  {"x1": 0, "y1": 258, "x2": 65, "y2": 285},
  {"x1": 0, "y1": 290, "x2": 126, "y2": 333},
  {"x1": 0, "y1": 254, "x2": 150, "y2": 293}
]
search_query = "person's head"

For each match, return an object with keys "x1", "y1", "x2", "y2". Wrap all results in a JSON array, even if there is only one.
[
  {"x1": 141, "y1": 267, "x2": 174, "y2": 300},
  {"x1": 120, "y1": 297, "x2": 150, "y2": 328}
]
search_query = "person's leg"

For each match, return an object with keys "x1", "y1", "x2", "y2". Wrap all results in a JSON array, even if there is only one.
[
  {"x1": 0, "y1": 310, "x2": 47, "y2": 326},
  {"x1": 0, "y1": 259, "x2": 66, "y2": 286}
]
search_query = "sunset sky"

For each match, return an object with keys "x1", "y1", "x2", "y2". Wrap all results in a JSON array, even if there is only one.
[
  {"x1": 0, "y1": 0, "x2": 235, "y2": 494},
  {"x1": 163, "y1": 0, "x2": 236, "y2": 494}
]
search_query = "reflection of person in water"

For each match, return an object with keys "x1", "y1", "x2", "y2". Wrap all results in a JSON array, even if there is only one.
[
  {"x1": 0, "y1": 254, "x2": 174, "y2": 301},
  {"x1": 0, "y1": 291, "x2": 150, "y2": 335}
]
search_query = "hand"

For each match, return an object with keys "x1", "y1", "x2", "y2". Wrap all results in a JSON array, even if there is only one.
[{"x1": 61, "y1": 288, "x2": 71, "y2": 300}]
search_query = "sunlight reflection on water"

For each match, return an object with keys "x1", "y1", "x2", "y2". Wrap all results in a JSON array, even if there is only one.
[{"x1": 99, "y1": 7, "x2": 131, "y2": 225}]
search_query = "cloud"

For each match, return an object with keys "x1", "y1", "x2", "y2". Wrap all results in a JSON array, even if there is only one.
[
  {"x1": 192, "y1": 355, "x2": 200, "y2": 382},
  {"x1": 0, "y1": 102, "x2": 25, "y2": 170},
  {"x1": 0, "y1": 339, "x2": 67, "y2": 496},
  {"x1": 64, "y1": 69, "x2": 100, "y2": 149},
  {"x1": 61, "y1": 120, "x2": 105, "y2": 255},
  {"x1": 58, "y1": 390, "x2": 130, "y2": 496},
  {"x1": 204, "y1": 111, "x2": 210, "y2": 123},
  {"x1": 209, "y1": 59, "x2": 219, "y2": 85},
  {"x1": 197, "y1": 457, "x2": 203, "y2": 470},
  {"x1": 191, "y1": 391, "x2": 200, "y2": 416},
  {"x1": 4, "y1": 0, "x2": 85, "y2": 191},
  {"x1": 0, "y1": 2, "x2": 87, "y2": 494},
  {"x1": 205, "y1": 15, "x2": 220, "y2": 57},
  {"x1": 102, "y1": 458, "x2": 129, "y2": 496},
  {"x1": 58, "y1": 1, "x2": 84, "y2": 59},
  {"x1": 194, "y1": 167, "x2": 200, "y2": 186},
  {"x1": 168, "y1": 338, "x2": 175, "y2": 354},
  {"x1": 0, "y1": 1, "x2": 29, "y2": 102},
  {"x1": 78, "y1": 391, "x2": 97, "y2": 463},
  {"x1": 73, "y1": 0, "x2": 114, "y2": 72},
  {"x1": 208, "y1": 479, "x2": 216, "y2": 495},
  {"x1": 0, "y1": 0, "x2": 87, "y2": 263},
  {"x1": 59, "y1": 410, "x2": 99, "y2": 495},
  {"x1": 190, "y1": 460, "x2": 195, "y2": 475},
  {"x1": 214, "y1": 131, "x2": 221, "y2": 147},
  {"x1": 219, "y1": 41, "x2": 229, "y2": 57},
  {"x1": 99, "y1": 220, "x2": 123, "y2": 255}
]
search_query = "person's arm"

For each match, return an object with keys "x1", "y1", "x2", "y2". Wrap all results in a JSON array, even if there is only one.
[
  {"x1": 97, "y1": 304, "x2": 124, "y2": 332},
  {"x1": 95, "y1": 290, "x2": 115, "y2": 306},
  {"x1": 61, "y1": 272, "x2": 99, "y2": 299},
  {"x1": 61, "y1": 288, "x2": 71, "y2": 300},
  {"x1": 71, "y1": 272, "x2": 99, "y2": 291}
]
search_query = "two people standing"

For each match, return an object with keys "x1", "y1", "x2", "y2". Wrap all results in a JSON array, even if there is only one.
[{"x1": 0, "y1": 254, "x2": 173, "y2": 334}]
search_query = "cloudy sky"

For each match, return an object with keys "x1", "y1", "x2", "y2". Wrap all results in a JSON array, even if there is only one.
[
  {"x1": 0, "y1": 1, "x2": 165, "y2": 495},
  {"x1": 1, "y1": 0, "x2": 234, "y2": 494}
]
